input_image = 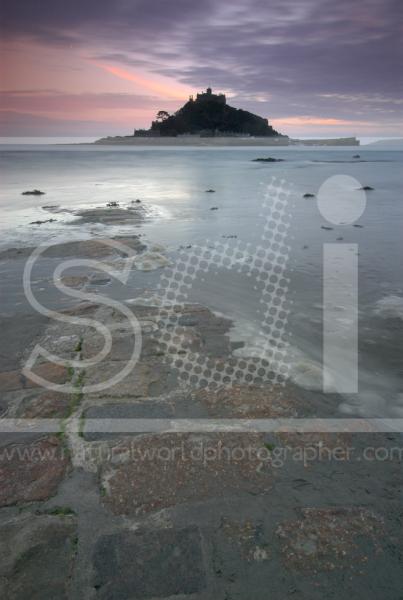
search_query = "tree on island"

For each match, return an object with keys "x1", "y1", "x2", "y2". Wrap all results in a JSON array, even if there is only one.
[{"x1": 156, "y1": 110, "x2": 170, "y2": 122}]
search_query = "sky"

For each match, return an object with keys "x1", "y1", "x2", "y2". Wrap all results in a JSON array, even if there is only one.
[{"x1": 0, "y1": 0, "x2": 402, "y2": 138}]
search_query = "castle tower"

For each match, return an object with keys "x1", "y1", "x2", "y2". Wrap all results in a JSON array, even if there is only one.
[{"x1": 196, "y1": 87, "x2": 226, "y2": 104}]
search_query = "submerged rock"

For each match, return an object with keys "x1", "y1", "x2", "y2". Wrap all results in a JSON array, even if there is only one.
[
  {"x1": 359, "y1": 185, "x2": 374, "y2": 191},
  {"x1": 71, "y1": 207, "x2": 144, "y2": 225},
  {"x1": 30, "y1": 218, "x2": 57, "y2": 225},
  {"x1": 205, "y1": 189, "x2": 216, "y2": 193},
  {"x1": 353, "y1": 154, "x2": 361, "y2": 158},
  {"x1": 321, "y1": 225, "x2": 333, "y2": 230},
  {"x1": 252, "y1": 157, "x2": 284, "y2": 162},
  {"x1": 134, "y1": 251, "x2": 171, "y2": 271},
  {"x1": 210, "y1": 206, "x2": 219, "y2": 210},
  {"x1": 22, "y1": 189, "x2": 45, "y2": 195},
  {"x1": 303, "y1": 193, "x2": 315, "y2": 198}
]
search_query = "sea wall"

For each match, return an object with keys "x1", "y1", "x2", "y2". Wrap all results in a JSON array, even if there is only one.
[{"x1": 93, "y1": 135, "x2": 359, "y2": 146}]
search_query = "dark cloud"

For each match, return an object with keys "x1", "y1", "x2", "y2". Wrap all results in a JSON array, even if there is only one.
[
  {"x1": 1, "y1": 0, "x2": 403, "y2": 128},
  {"x1": 0, "y1": 0, "x2": 215, "y2": 42}
]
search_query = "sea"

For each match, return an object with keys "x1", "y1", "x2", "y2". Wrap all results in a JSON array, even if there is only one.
[{"x1": 0, "y1": 139, "x2": 402, "y2": 420}]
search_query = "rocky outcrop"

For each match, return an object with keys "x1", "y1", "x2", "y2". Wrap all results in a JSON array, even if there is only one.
[{"x1": 151, "y1": 93, "x2": 282, "y2": 137}]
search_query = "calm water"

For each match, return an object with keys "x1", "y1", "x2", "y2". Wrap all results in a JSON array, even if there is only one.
[{"x1": 0, "y1": 144, "x2": 402, "y2": 417}]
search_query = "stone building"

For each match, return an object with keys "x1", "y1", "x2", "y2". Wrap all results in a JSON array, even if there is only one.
[{"x1": 191, "y1": 87, "x2": 226, "y2": 104}]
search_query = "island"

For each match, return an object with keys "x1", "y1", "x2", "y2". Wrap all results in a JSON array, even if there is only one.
[{"x1": 95, "y1": 87, "x2": 359, "y2": 146}]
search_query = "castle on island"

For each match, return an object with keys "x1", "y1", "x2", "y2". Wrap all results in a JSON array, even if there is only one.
[
  {"x1": 95, "y1": 86, "x2": 359, "y2": 145},
  {"x1": 190, "y1": 87, "x2": 226, "y2": 105},
  {"x1": 133, "y1": 86, "x2": 282, "y2": 138}
]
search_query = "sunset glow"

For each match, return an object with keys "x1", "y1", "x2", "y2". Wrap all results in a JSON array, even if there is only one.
[
  {"x1": 94, "y1": 63, "x2": 191, "y2": 101},
  {"x1": 1, "y1": 0, "x2": 402, "y2": 137}
]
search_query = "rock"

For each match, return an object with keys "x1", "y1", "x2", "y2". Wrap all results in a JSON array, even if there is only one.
[
  {"x1": 252, "y1": 157, "x2": 284, "y2": 162},
  {"x1": 42, "y1": 205, "x2": 72, "y2": 214},
  {"x1": 303, "y1": 193, "x2": 315, "y2": 198},
  {"x1": 60, "y1": 275, "x2": 89, "y2": 288},
  {"x1": 276, "y1": 507, "x2": 384, "y2": 572},
  {"x1": 92, "y1": 527, "x2": 206, "y2": 598},
  {"x1": 210, "y1": 206, "x2": 219, "y2": 210},
  {"x1": 353, "y1": 154, "x2": 361, "y2": 158},
  {"x1": 21, "y1": 189, "x2": 45, "y2": 195},
  {"x1": 0, "y1": 236, "x2": 146, "y2": 260},
  {"x1": 83, "y1": 360, "x2": 177, "y2": 399},
  {"x1": 205, "y1": 189, "x2": 216, "y2": 193},
  {"x1": 101, "y1": 433, "x2": 270, "y2": 516},
  {"x1": 134, "y1": 251, "x2": 170, "y2": 271},
  {"x1": 89, "y1": 275, "x2": 111, "y2": 286},
  {"x1": 29, "y1": 218, "x2": 57, "y2": 225},
  {"x1": 195, "y1": 384, "x2": 299, "y2": 418},
  {"x1": 0, "y1": 436, "x2": 70, "y2": 506},
  {"x1": 52, "y1": 237, "x2": 145, "y2": 258},
  {"x1": 321, "y1": 225, "x2": 333, "y2": 230},
  {"x1": 214, "y1": 518, "x2": 270, "y2": 565},
  {"x1": 0, "y1": 363, "x2": 68, "y2": 393},
  {"x1": 359, "y1": 186, "x2": 374, "y2": 191},
  {"x1": 0, "y1": 370, "x2": 28, "y2": 392},
  {"x1": 16, "y1": 390, "x2": 72, "y2": 419},
  {"x1": 176, "y1": 314, "x2": 199, "y2": 326},
  {"x1": 0, "y1": 238, "x2": 144, "y2": 261},
  {"x1": 71, "y1": 208, "x2": 143, "y2": 225},
  {"x1": 0, "y1": 513, "x2": 77, "y2": 599}
]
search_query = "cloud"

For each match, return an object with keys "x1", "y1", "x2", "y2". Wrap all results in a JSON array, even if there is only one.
[
  {"x1": 0, "y1": 110, "x2": 123, "y2": 136},
  {"x1": 319, "y1": 93, "x2": 403, "y2": 106},
  {"x1": 0, "y1": 91, "x2": 174, "y2": 133},
  {"x1": 272, "y1": 116, "x2": 373, "y2": 127},
  {"x1": 0, "y1": 91, "x2": 161, "y2": 112},
  {"x1": 1, "y1": 0, "x2": 403, "y2": 135}
]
